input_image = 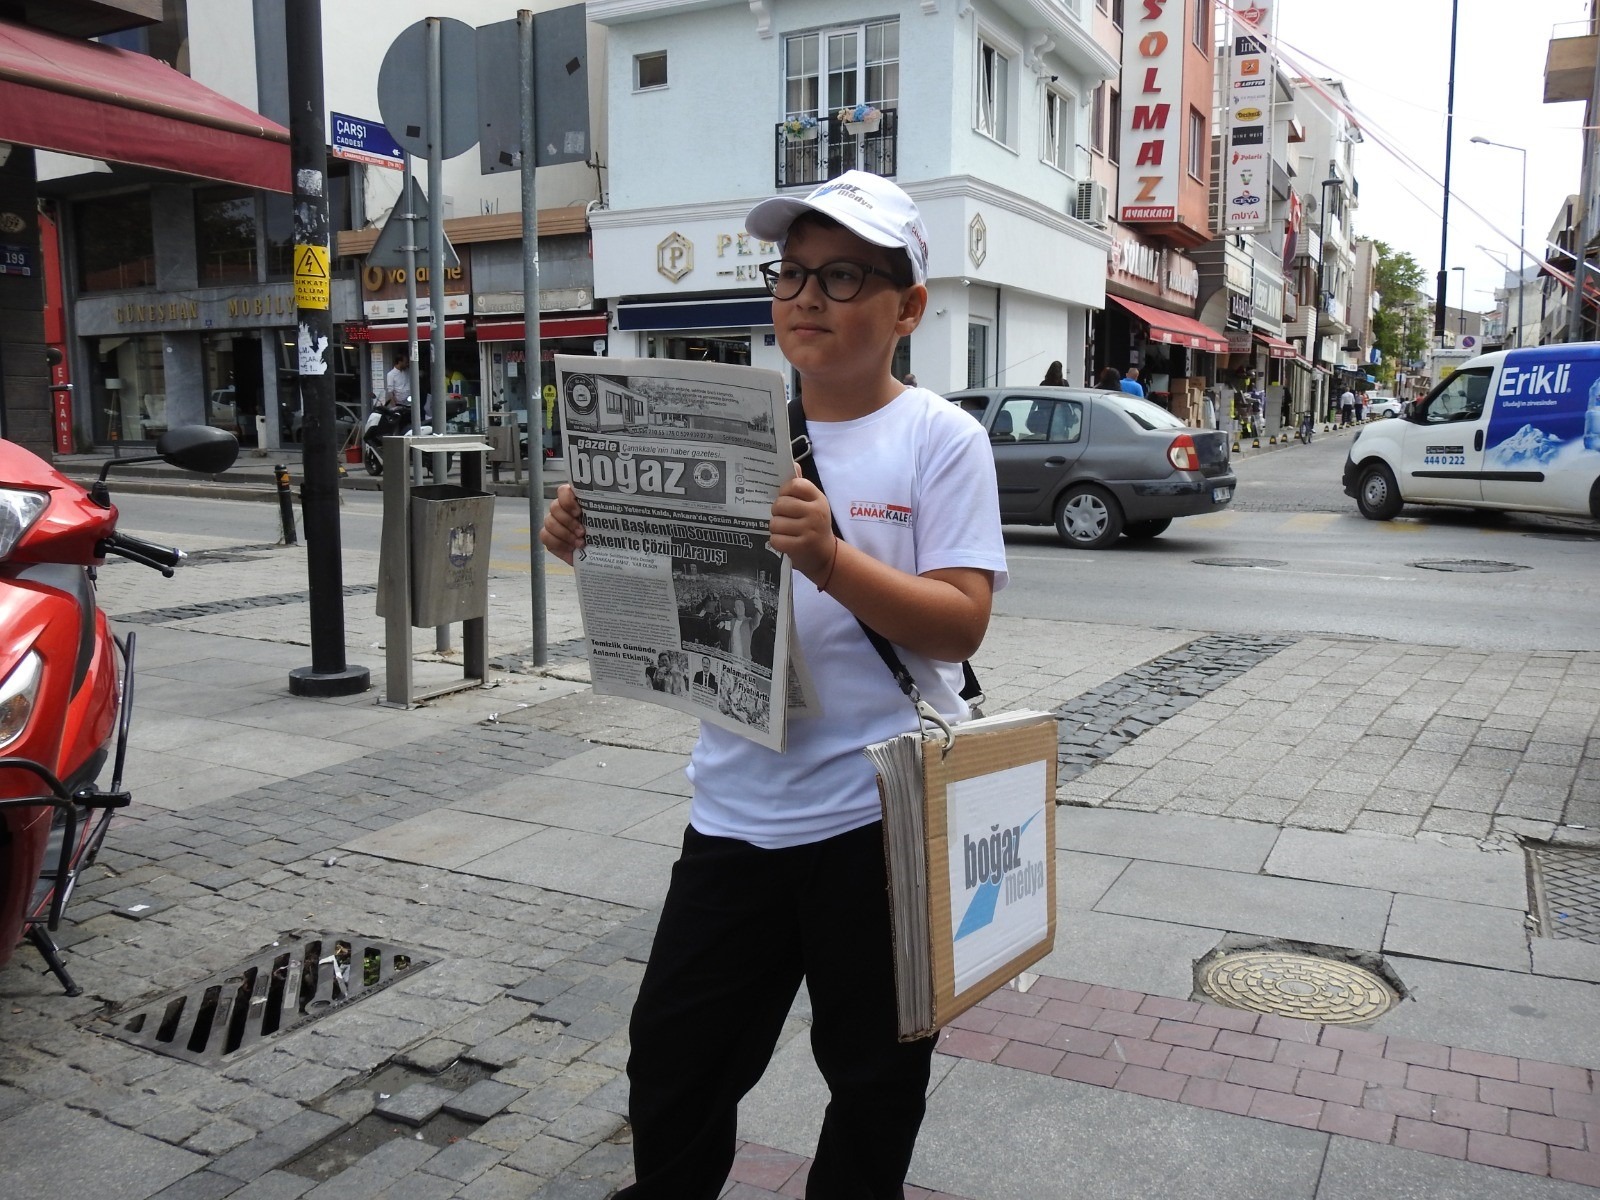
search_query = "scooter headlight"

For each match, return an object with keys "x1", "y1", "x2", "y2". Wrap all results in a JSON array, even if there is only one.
[
  {"x1": 0, "y1": 650, "x2": 42, "y2": 751},
  {"x1": 0, "y1": 489, "x2": 48, "y2": 561}
]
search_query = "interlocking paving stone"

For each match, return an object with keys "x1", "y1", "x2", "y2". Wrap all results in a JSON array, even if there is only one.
[
  {"x1": 372, "y1": 1082, "x2": 456, "y2": 1127},
  {"x1": 443, "y1": 1080, "x2": 527, "y2": 1123}
]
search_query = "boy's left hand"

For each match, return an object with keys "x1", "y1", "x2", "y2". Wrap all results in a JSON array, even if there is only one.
[{"x1": 769, "y1": 471, "x2": 836, "y2": 583}]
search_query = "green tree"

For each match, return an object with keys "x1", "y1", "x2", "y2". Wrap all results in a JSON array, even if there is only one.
[{"x1": 1369, "y1": 242, "x2": 1429, "y2": 387}]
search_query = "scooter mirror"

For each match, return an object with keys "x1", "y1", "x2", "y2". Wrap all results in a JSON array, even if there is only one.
[{"x1": 157, "y1": 425, "x2": 240, "y2": 475}]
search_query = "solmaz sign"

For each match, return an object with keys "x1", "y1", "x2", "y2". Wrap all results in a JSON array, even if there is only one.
[{"x1": 1117, "y1": 0, "x2": 1186, "y2": 224}]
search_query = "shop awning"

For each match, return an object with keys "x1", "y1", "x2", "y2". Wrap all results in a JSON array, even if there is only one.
[
  {"x1": 1108, "y1": 296, "x2": 1228, "y2": 353},
  {"x1": 0, "y1": 18, "x2": 289, "y2": 192},
  {"x1": 1254, "y1": 332, "x2": 1296, "y2": 358},
  {"x1": 1292, "y1": 355, "x2": 1314, "y2": 371},
  {"x1": 476, "y1": 316, "x2": 609, "y2": 341}
]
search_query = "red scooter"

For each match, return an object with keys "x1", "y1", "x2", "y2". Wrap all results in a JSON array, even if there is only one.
[{"x1": 0, "y1": 426, "x2": 237, "y2": 996}]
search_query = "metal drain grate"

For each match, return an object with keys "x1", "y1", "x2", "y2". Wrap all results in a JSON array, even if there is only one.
[
  {"x1": 1410, "y1": 559, "x2": 1529, "y2": 573},
  {"x1": 1528, "y1": 845, "x2": 1600, "y2": 943},
  {"x1": 95, "y1": 933, "x2": 432, "y2": 1064}
]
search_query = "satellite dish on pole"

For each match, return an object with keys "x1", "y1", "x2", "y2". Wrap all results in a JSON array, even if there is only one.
[{"x1": 377, "y1": 18, "x2": 480, "y2": 160}]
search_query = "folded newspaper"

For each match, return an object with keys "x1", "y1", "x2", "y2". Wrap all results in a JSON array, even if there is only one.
[
  {"x1": 864, "y1": 710, "x2": 1058, "y2": 1040},
  {"x1": 554, "y1": 356, "x2": 816, "y2": 752}
]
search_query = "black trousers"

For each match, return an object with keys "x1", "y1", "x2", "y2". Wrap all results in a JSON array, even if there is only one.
[{"x1": 617, "y1": 821, "x2": 936, "y2": 1200}]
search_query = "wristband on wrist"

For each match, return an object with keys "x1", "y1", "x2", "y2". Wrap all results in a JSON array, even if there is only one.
[{"x1": 815, "y1": 537, "x2": 839, "y2": 593}]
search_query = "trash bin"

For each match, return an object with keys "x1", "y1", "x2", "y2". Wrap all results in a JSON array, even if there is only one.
[{"x1": 407, "y1": 484, "x2": 494, "y2": 626}]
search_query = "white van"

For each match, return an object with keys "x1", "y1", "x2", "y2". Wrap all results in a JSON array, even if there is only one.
[{"x1": 1343, "y1": 344, "x2": 1600, "y2": 522}]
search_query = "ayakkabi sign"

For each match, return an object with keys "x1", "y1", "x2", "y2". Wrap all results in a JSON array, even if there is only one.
[{"x1": 1117, "y1": 0, "x2": 1186, "y2": 224}]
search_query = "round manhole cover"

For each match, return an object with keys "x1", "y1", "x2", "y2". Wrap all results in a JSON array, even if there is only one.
[
  {"x1": 1410, "y1": 559, "x2": 1529, "y2": 573},
  {"x1": 1192, "y1": 557, "x2": 1287, "y2": 569},
  {"x1": 1199, "y1": 951, "x2": 1397, "y2": 1023}
]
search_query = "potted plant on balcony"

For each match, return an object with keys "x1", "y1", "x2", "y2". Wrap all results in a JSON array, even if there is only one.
[
  {"x1": 837, "y1": 103, "x2": 882, "y2": 135},
  {"x1": 782, "y1": 114, "x2": 819, "y2": 142}
]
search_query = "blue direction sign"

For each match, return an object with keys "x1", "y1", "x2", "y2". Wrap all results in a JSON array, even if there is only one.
[{"x1": 330, "y1": 112, "x2": 404, "y2": 170}]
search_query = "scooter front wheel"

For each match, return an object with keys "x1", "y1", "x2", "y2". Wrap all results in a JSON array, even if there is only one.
[{"x1": 363, "y1": 446, "x2": 383, "y2": 476}]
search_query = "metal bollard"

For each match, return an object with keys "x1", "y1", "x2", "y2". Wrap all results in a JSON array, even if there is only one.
[{"x1": 274, "y1": 464, "x2": 297, "y2": 545}]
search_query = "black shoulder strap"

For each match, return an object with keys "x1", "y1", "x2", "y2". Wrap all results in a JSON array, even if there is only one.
[{"x1": 788, "y1": 397, "x2": 984, "y2": 709}]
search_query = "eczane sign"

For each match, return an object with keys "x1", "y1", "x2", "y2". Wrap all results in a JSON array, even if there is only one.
[{"x1": 1117, "y1": 0, "x2": 1186, "y2": 224}]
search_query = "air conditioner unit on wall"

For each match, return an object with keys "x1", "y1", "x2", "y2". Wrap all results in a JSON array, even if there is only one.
[{"x1": 1073, "y1": 180, "x2": 1108, "y2": 227}]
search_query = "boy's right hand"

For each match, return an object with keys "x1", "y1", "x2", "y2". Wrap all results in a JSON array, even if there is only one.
[{"x1": 539, "y1": 484, "x2": 585, "y2": 565}]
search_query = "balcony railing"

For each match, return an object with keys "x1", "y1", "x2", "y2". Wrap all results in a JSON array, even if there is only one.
[{"x1": 774, "y1": 110, "x2": 898, "y2": 190}]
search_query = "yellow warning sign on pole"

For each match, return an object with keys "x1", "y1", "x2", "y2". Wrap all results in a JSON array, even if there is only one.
[{"x1": 294, "y1": 243, "x2": 330, "y2": 310}]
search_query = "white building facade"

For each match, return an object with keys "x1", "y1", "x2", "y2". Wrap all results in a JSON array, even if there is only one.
[{"x1": 588, "y1": 0, "x2": 1118, "y2": 394}]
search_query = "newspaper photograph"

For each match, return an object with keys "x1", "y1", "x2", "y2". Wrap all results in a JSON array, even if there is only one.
[{"x1": 555, "y1": 355, "x2": 802, "y2": 751}]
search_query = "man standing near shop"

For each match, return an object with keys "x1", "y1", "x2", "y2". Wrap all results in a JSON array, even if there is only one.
[
  {"x1": 1339, "y1": 385, "x2": 1357, "y2": 428},
  {"x1": 385, "y1": 350, "x2": 411, "y2": 408},
  {"x1": 1120, "y1": 367, "x2": 1145, "y2": 397}
]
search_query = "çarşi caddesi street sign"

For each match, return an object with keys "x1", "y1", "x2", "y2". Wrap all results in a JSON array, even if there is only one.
[{"x1": 330, "y1": 111, "x2": 404, "y2": 170}]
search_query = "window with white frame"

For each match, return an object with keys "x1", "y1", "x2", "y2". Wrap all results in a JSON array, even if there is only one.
[
  {"x1": 783, "y1": 20, "x2": 898, "y2": 125},
  {"x1": 1043, "y1": 86, "x2": 1074, "y2": 174},
  {"x1": 1192, "y1": 0, "x2": 1211, "y2": 53},
  {"x1": 634, "y1": 51, "x2": 667, "y2": 90},
  {"x1": 1188, "y1": 107, "x2": 1205, "y2": 180},
  {"x1": 976, "y1": 36, "x2": 1012, "y2": 144}
]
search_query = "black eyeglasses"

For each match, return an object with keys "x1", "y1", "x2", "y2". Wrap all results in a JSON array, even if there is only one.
[{"x1": 759, "y1": 259, "x2": 901, "y2": 302}]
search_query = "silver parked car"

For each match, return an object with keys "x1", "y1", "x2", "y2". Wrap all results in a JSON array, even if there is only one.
[{"x1": 948, "y1": 387, "x2": 1237, "y2": 549}]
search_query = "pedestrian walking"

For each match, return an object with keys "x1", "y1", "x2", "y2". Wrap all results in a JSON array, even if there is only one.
[
  {"x1": 1041, "y1": 360, "x2": 1068, "y2": 386},
  {"x1": 1095, "y1": 366, "x2": 1122, "y2": 390},
  {"x1": 540, "y1": 170, "x2": 1005, "y2": 1200},
  {"x1": 1280, "y1": 393, "x2": 1291, "y2": 429},
  {"x1": 1340, "y1": 386, "x2": 1356, "y2": 427},
  {"x1": 1119, "y1": 367, "x2": 1146, "y2": 397}
]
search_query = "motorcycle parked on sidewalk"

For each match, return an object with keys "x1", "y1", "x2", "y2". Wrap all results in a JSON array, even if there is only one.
[
  {"x1": 0, "y1": 426, "x2": 237, "y2": 996},
  {"x1": 360, "y1": 400, "x2": 431, "y2": 477}
]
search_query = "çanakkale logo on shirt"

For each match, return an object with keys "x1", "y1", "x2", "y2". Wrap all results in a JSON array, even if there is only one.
[{"x1": 954, "y1": 809, "x2": 1045, "y2": 940}]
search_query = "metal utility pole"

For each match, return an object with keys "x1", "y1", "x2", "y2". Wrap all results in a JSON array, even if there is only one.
[
  {"x1": 286, "y1": 0, "x2": 369, "y2": 698},
  {"x1": 519, "y1": 9, "x2": 549, "y2": 666},
  {"x1": 426, "y1": 17, "x2": 451, "y2": 654},
  {"x1": 1435, "y1": 0, "x2": 1460, "y2": 343}
]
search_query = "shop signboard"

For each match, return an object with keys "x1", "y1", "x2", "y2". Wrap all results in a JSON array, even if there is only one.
[
  {"x1": 360, "y1": 257, "x2": 472, "y2": 320},
  {"x1": 1222, "y1": 5, "x2": 1275, "y2": 232},
  {"x1": 1109, "y1": 231, "x2": 1200, "y2": 308},
  {"x1": 1116, "y1": 0, "x2": 1186, "y2": 224}
]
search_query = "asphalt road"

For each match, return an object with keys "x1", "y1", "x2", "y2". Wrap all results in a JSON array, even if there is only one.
[{"x1": 112, "y1": 430, "x2": 1600, "y2": 654}]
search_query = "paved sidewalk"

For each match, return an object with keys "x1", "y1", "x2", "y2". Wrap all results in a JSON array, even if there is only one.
[{"x1": 1, "y1": 533, "x2": 1598, "y2": 1199}]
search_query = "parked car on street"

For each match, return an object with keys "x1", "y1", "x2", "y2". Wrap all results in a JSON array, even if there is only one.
[
  {"x1": 1367, "y1": 394, "x2": 1405, "y2": 418},
  {"x1": 947, "y1": 387, "x2": 1237, "y2": 548}
]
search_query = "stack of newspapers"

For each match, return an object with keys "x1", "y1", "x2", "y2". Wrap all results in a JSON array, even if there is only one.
[{"x1": 865, "y1": 710, "x2": 1058, "y2": 1040}]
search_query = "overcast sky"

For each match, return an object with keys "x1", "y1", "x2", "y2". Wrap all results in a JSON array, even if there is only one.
[{"x1": 1273, "y1": 0, "x2": 1587, "y2": 313}]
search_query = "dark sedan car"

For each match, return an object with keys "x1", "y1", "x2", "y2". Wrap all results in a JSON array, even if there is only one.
[{"x1": 947, "y1": 387, "x2": 1236, "y2": 548}]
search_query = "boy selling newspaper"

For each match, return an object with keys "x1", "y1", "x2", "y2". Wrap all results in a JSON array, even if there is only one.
[{"x1": 539, "y1": 171, "x2": 1006, "y2": 1200}]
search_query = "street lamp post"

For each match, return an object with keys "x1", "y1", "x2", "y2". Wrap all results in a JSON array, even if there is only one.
[
  {"x1": 1311, "y1": 169, "x2": 1342, "y2": 420},
  {"x1": 1470, "y1": 136, "x2": 1528, "y2": 348}
]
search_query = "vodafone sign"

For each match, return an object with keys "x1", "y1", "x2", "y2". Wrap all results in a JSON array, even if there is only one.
[{"x1": 1117, "y1": 0, "x2": 1186, "y2": 224}]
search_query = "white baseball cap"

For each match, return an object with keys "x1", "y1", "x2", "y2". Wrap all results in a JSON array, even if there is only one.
[{"x1": 745, "y1": 171, "x2": 929, "y2": 284}]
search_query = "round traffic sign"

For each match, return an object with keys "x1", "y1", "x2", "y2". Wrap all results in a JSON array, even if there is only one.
[{"x1": 377, "y1": 18, "x2": 480, "y2": 161}]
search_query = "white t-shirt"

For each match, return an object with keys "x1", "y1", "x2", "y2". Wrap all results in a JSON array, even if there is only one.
[{"x1": 686, "y1": 387, "x2": 1009, "y2": 850}]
